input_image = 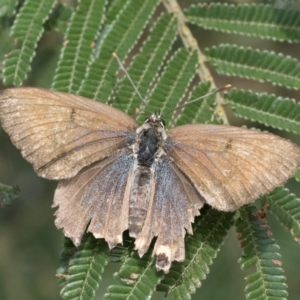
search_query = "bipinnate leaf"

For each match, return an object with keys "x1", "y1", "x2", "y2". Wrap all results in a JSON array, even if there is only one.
[
  {"x1": 174, "y1": 81, "x2": 221, "y2": 126},
  {"x1": 2, "y1": 0, "x2": 56, "y2": 86},
  {"x1": 1, "y1": 1, "x2": 300, "y2": 299},
  {"x1": 205, "y1": 44, "x2": 300, "y2": 89},
  {"x1": 144, "y1": 49, "x2": 198, "y2": 127},
  {"x1": 236, "y1": 205, "x2": 288, "y2": 300},
  {"x1": 226, "y1": 88, "x2": 300, "y2": 134},
  {"x1": 259, "y1": 187, "x2": 300, "y2": 245},
  {"x1": 113, "y1": 13, "x2": 177, "y2": 119},
  {"x1": 57, "y1": 237, "x2": 77, "y2": 287},
  {"x1": 60, "y1": 234, "x2": 109, "y2": 300},
  {"x1": 104, "y1": 247, "x2": 164, "y2": 300},
  {"x1": 186, "y1": 3, "x2": 300, "y2": 42},
  {"x1": 78, "y1": 0, "x2": 160, "y2": 101},
  {"x1": 52, "y1": 0, "x2": 107, "y2": 93}
]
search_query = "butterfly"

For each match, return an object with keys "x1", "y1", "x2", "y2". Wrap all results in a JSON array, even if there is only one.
[{"x1": 0, "y1": 82, "x2": 300, "y2": 273}]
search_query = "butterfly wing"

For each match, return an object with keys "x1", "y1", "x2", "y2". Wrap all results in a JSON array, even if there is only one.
[
  {"x1": 166, "y1": 124, "x2": 300, "y2": 211},
  {"x1": 135, "y1": 156, "x2": 205, "y2": 272},
  {"x1": 0, "y1": 88, "x2": 138, "y2": 180},
  {"x1": 53, "y1": 148, "x2": 134, "y2": 246}
]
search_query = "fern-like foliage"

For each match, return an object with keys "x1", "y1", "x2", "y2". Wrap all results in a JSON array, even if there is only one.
[
  {"x1": 113, "y1": 13, "x2": 177, "y2": 118},
  {"x1": 236, "y1": 205, "x2": 288, "y2": 300},
  {"x1": 52, "y1": 0, "x2": 107, "y2": 93},
  {"x1": 45, "y1": 3, "x2": 73, "y2": 34},
  {"x1": 205, "y1": 44, "x2": 300, "y2": 89},
  {"x1": 259, "y1": 187, "x2": 300, "y2": 243},
  {"x1": 78, "y1": 0, "x2": 160, "y2": 101},
  {"x1": 0, "y1": 183, "x2": 19, "y2": 207},
  {"x1": 144, "y1": 48, "x2": 198, "y2": 126},
  {"x1": 2, "y1": 0, "x2": 56, "y2": 86},
  {"x1": 225, "y1": 88, "x2": 300, "y2": 134},
  {"x1": 0, "y1": 0, "x2": 17, "y2": 17},
  {"x1": 157, "y1": 209, "x2": 235, "y2": 299},
  {"x1": 186, "y1": 3, "x2": 300, "y2": 42},
  {"x1": 1, "y1": 0, "x2": 300, "y2": 299},
  {"x1": 56, "y1": 237, "x2": 77, "y2": 287},
  {"x1": 60, "y1": 234, "x2": 109, "y2": 300},
  {"x1": 105, "y1": 0, "x2": 125, "y2": 21},
  {"x1": 104, "y1": 248, "x2": 164, "y2": 300},
  {"x1": 174, "y1": 81, "x2": 222, "y2": 126}
]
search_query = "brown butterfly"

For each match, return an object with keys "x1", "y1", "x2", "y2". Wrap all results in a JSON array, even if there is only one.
[{"x1": 0, "y1": 82, "x2": 300, "y2": 273}]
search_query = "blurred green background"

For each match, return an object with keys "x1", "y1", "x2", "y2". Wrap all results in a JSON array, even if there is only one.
[{"x1": 1, "y1": 1, "x2": 300, "y2": 299}]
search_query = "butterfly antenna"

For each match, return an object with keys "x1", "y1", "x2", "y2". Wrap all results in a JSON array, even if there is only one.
[
  {"x1": 162, "y1": 84, "x2": 231, "y2": 117},
  {"x1": 113, "y1": 53, "x2": 151, "y2": 115}
]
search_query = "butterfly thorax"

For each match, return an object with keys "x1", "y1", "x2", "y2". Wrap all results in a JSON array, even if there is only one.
[{"x1": 134, "y1": 114, "x2": 167, "y2": 167}]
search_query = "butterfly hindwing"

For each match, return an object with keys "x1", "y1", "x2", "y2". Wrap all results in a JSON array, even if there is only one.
[
  {"x1": 53, "y1": 149, "x2": 134, "y2": 247},
  {"x1": 166, "y1": 124, "x2": 300, "y2": 211},
  {"x1": 135, "y1": 157, "x2": 205, "y2": 272},
  {"x1": 0, "y1": 88, "x2": 137, "y2": 180}
]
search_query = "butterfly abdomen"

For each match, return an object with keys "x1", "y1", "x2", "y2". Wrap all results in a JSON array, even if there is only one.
[
  {"x1": 129, "y1": 124, "x2": 164, "y2": 237},
  {"x1": 129, "y1": 164, "x2": 154, "y2": 237}
]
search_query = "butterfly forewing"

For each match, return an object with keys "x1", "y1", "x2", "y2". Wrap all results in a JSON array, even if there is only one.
[
  {"x1": 166, "y1": 124, "x2": 300, "y2": 211},
  {"x1": 0, "y1": 88, "x2": 138, "y2": 180}
]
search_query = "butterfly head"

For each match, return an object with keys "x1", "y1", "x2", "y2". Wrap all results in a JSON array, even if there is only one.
[{"x1": 144, "y1": 113, "x2": 165, "y2": 128}]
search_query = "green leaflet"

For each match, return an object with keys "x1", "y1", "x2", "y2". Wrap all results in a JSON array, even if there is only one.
[
  {"x1": 186, "y1": 3, "x2": 300, "y2": 43},
  {"x1": 106, "y1": 0, "x2": 125, "y2": 22},
  {"x1": 104, "y1": 249, "x2": 164, "y2": 300},
  {"x1": 157, "y1": 209, "x2": 235, "y2": 299},
  {"x1": 205, "y1": 44, "x2": 300, "y2": 89},
  {"x1": 60, "y1": 234, "x2": 109, "y2": 300},
  {"x1": 52, "y1": 0, "x2": 108, "y2": 93},
  {"x1": 2, "y1": 0, "x2": 56, "y2": 86},
  {"x1": 236, "y1": 205, "x2": 288, "y2": 300},
  {"x1": 259, "y1": 187, "x2": 300, "y2": 243},
  {"x1": 0, "y1": 0, "x2": 18, "y2": 17},
  {"x1": 226, "y1": 88, "x2": 300, "y2": 134}
]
